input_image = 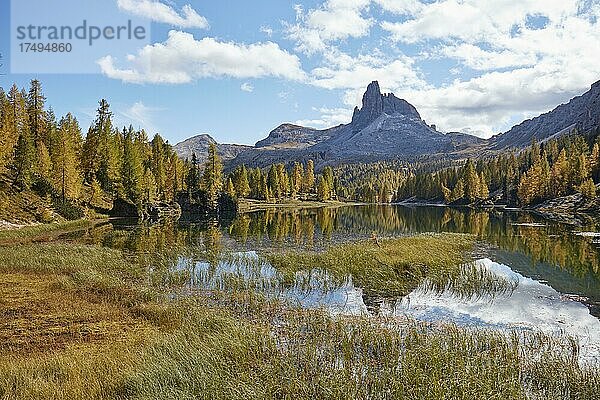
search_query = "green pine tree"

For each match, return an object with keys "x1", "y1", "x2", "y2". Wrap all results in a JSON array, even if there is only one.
[{"x1": 202, "y1": 142, "x2": 223, "y2": 208}]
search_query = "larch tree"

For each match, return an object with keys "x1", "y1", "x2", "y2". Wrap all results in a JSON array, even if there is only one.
[
  {"x1": 52, "y1": 113, "x2": 82, "y2": 202},
  {"x1": 202, "y1": 142, "x2": 223, "y2": 208},
  {"x1": 317, "y1": 176, "x2": 330, "y2": 201},
  {"x1": 0, "y1": 89, "x2": 17, "y2": 173},
  {"x1": 151, "y1": 134, "x2": 167, "y2": 197},
  {"x1": 291, "y1": 162, "x2": 303, "y2": 198},
  {"x1": 120, "y1": 129, "x2": 144, "y2": 204},
  {"x1": 234, "y1": 165, "x2": 251, "y2": 198},
  {"x1": 10, "y1": 86, "x2": 35, "y2": 189},
  {"x1": 267, "y1": 164, "x2": 280, "y2": 198},
  {"x1": 303, "y1": 159, "x2": 315, "y2": 193},
  {"x1": 26, "y1": 80, "x2": 47, "y2": 146},
  {"x1": 225, "y1": 178, "x2": 236, "y2": 198}
]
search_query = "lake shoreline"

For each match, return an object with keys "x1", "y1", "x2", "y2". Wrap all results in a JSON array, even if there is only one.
[{"x1": 1, "y1": 231, "x2": 598, "y2": 399}]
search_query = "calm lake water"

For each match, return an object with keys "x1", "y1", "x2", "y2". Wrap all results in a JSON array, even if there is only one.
[{"x1": 62, "y1": 205, "x2": 600, "y2": 363}]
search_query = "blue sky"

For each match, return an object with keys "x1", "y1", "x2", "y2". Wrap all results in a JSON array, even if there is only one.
[{"x1": 1, "y1": 0, "x2": 600, "y2": 146}]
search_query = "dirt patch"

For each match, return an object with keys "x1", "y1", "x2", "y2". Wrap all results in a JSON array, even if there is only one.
[{"x1": 0, "y1": 274, "x2": 150, "y2": 355}]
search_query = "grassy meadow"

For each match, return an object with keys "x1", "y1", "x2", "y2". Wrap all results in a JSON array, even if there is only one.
[{"x1": 0, "y1": 232, "x2": 598, "y2": 399}]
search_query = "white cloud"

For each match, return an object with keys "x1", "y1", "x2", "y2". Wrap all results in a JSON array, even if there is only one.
[
  {"x1": 117, "y1": 0, "x2": 209, "y2": 29},
  {"x1": 240, "y1": 82, "x2": 254, "y2": 92},
  {"x1": 295, "y1": 106, "x2": 354, "y2": 129},
  {"x1": 98, "y1": 30, "x2": 306, "y2": 84},
  {"x1": 300, "y1": 0, "x2": 600, "y2": 138},
  {"x1": 118, "y1": 101, "x2": 163, "y2": 133},
  {"x1": 381, "y1": 0, "x2": 579, "y2": 44},
  {"x1": 285, "y1": 0, "x2": 373, "y2": 54},
  {"x1": 310, "y1": 50, "x2": 428, "y2": 92},
  {"x1": 373, "y1": 0, "x2": 423, "y2": 15},
  {"x1": 260, "y1": 25, "x2": 274, "y2": 37}
]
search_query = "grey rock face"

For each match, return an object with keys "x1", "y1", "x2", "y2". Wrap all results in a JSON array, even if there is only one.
[
  {"x1": 255, "y1": 123, "x2": 340, "y2": 149},
  {"x1": 227, "y1": 81, "x2": 484, "y2": 168},
  {"x1": 174, "y1": 134, "x2": 251, "y2": 163},
  {"x1": 491, "y1": 80, "x2": 600, "y2": 149},
  {"x1": 174, "y1": 79, "x2": 600, "y2": 170}
]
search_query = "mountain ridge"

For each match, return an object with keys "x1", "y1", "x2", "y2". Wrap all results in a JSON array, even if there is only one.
[{"x1": 174, "y1": 79, "x2": 600, "y2": 168}]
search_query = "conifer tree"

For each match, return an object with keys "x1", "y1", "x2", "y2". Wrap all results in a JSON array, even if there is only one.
[
  {"x1": 51, "y1": 113, "x2": 82, "y2": 202},
  {"x1": 36, "y1": 141, "x2": 52, "y2": 183},
  {"x1": 120, "y1": 129, "x2": 144, "y2": 204},
  {"x1": 225, "y1": 178, "x2": 236, "y2": 198},
  {"x1": 323, "y1": 166, "x2": 334, "y2": 198},
  {"x1": 317, "y1": 176, "x2": 330, "y2": 201},
  {"x1": 258, "y1": 173, "x2": 268, "y2": 201},
  {"x1": 579, "y1": 178, "x2": 597, "y2": 199},
  {"x1": 292, "y1": 162, "x2": 304, "y2": 197},
  {"x1": 202, "y1": 142, "x2": 223, "y2": 208},
  {"x1": 463, "y1": 159, "x2": 480, "y2": 202},
  {"x1": 82, "y1": 99, "x2": 118, "y2": 191},
  {"x1": 186, "y1": 153, "x2": 201, "y2": 192},
  {"x1": 0, "y1": 89, "x2": 17, "y2": 173},
  {"x1": 27, "y1": 80, "x2": 47, "y2": 149},
  {"x1": 233, "y1": 165, "x2": 251, "y2": 198},
  {"x1": 267, "y1": 164, "x2": 280, "y2": 198},
  {"x1": 276, "y1": 163, "x2": 288, "y2": 197},
  {"x1": 304, "y1": 159, "x2": 315, "y2": 193},
  {"x1": 142, "y1": 167, "x2": 157, "y2": 204},
  {"x1": 13, "y1": 132, "x2": 35, "y2": 189},
  {"x1": 551, "y1": 149, "x2": 569, "y2": 197},
  {"x1": 150, "y1": 134, "x2": 167, "y2": 197}
]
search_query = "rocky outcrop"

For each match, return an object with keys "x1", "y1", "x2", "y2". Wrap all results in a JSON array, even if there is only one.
[
  {"x1": 255, "y1": 123, "x2": 340, "y2": 149},
  {"x1": 351, "y1": 81, "x2": 420, "y2": 131},
  {"x1": 225, "y1": 81, "x2": 485, "y2": 168},
  {"x1": 174, "y1": 134, "x2": 251, "y2": 162},
  {"x1": 490, "y1": 80, "x2": 600, "y2": 149},
  {"x1": 177, "y1": 191, "x2": 238, "y2": 221},
  {"x1": 110, "y1": 198, "x2": 181, "y2": 221},
  {"x1": 144, "y1": 202, "x2": 181, "y2": 220},
  {"x1": 530, "y1": 188, "x2": 600, "y2": 225},
  {"x1": 311, "y1": 81, "x2": 481, "y2": 160},
  {"x1": 109, "y1": 198, "x2": 140, "y2": 218}
]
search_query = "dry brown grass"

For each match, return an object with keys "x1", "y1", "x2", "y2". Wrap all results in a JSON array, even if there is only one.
[{"x1": 0, "y1": 273, "x2": 153, "y2": 355}]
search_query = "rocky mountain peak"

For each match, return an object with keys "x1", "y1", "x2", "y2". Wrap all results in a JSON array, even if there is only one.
[{"x1": 351, "y1": 81, "x2": 421, "y2": 131}]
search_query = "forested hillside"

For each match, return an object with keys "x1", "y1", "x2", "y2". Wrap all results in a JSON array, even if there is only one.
[
  {"x1": 0, "y1": 80, "x2": 186, "y2": 223},
  {"x1": 395, "y1": 130, "x2": 600, "y2": 207},
  {"x1": 2, "y1": 79, "x2": 599, "y2": 225}
]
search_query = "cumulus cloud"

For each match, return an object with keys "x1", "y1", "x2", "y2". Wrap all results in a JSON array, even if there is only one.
[
  {"x1": 98, "y1": 31, "x2": 306, "y2": 84},
  {"x1": 373, "y1": 0, "x2": 423, "y2": 15},
  {"x1": 311, "y1": 50, "x2": 428, "y2": 92},
  {"x1": 373, "y1": 0, "x2": 600, "y2": 136},
  {"x1": 381, "y1": 0, "x2": 579, "y2": 44},
  {"x1": 299, "y1": 0, "x2": 600, "y2": 138},
  {"x1": 117, "y1": 0, "x2": 209, "y2": 29},
  {"x1": 285, "y1": 0, "x2": 373, "y2": 54},
  {"x1": 295, "y1": 107, "x2": 354, "y2": 129}
]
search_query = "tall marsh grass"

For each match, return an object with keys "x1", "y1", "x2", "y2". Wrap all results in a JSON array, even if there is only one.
[{"x1": 0, "y1": 235, "x2": 598, "y2": 399}]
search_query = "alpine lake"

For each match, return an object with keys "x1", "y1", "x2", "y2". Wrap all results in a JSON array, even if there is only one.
[{"x1": 58, "y1": 204, "x2": 600, "y2": 365}]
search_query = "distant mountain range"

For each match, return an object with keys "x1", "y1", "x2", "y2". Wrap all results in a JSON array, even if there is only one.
[
  {"x1": 174, "y1": 80, "x2": 600, "y2": 168},
  {"x1": 174, "y1": 133, "x2": 250, "y2": 165}
]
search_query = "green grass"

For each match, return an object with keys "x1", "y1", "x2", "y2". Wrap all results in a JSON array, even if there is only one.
[
  {"x1": 267, "y1": 233, "x2": 479, "y2": 298},
  {"x1": 0, "y1": 219, "x2": 105, "y2": 241},
  {"x1": 0, "y1": 237, "x2": 598, "y2": 399}
]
